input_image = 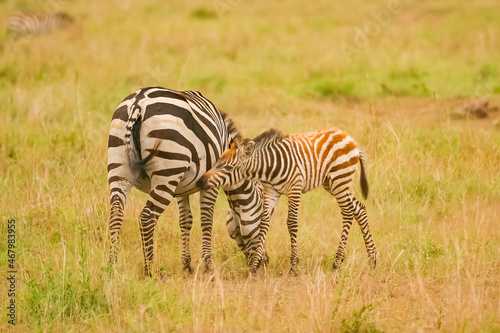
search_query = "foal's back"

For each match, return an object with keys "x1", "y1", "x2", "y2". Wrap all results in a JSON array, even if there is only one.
[{"x1": 287, "y1": 128, "x2": 361, "y2": 192}]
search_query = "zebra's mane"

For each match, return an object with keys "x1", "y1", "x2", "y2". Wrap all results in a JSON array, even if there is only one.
[
  {"x1": 252, "y1": 128, "x2": 287, "y2": 150},
  {"x1": 221, "y1": 112, "x2": 242, "y2": 143}
]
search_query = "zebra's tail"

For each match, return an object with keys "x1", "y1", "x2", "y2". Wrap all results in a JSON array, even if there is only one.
[
  {"x1": 125, "y1": 105, "x2": 142, "y2": 167},
  {"x1": 124, "y1": 106, "x2": 158, "y2": 172},
  {"x1": 359, "y1": 150, "x2": 369, "y2": 199},
  {"x1": 125, "y1": 105, "x2": 161, "y2": 176}
]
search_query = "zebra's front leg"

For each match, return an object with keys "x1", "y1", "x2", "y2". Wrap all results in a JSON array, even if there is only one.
[
  {"x1": 286, "y1": 191, "x2": 302, "y2": 275},
  {"x1": 332, "y1": 194, "x2": 355, "y2": 270},
  {"x1": 178, "y1": 196, "x2": 193, "y2": 273},
  {"x1": 199, "y1": 187, "x2": 218, "y2": 273}
]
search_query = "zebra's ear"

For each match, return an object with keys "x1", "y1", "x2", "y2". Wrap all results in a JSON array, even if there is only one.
[
  {"x1": 243, "y1": 140, "x2": 255, "y2": 157},
  {"x1": 233, "y1": 136, "x2": 242, "y2": 148}
]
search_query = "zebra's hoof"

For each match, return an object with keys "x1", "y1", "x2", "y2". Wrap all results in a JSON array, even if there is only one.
[
  {"x1": 254, "y1": 254, "x2": 269, "y2": 268},
  {"x1": 183, "y1": 266, "x2": 193, "y2": 275}
]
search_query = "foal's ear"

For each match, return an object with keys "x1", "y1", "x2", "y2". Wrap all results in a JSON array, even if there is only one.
[{"x1": 243, "y1": 140, "x2": 255, "y2": 157}]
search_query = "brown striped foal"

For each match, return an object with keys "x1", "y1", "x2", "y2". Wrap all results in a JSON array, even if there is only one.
[{"x1": 198, "y1": 128, "x2": 377, "y2": 274}]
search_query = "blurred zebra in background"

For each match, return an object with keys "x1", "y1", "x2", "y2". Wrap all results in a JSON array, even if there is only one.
[
  {"x1": 107, "y1": 87, "x2": 263, "y2": 276},
  {"x1": 7, "y1": 11, "x2": 74, "y2": 39},
  {"x1": 198, "y1": 128, "x2": 377, "y2": 274}
]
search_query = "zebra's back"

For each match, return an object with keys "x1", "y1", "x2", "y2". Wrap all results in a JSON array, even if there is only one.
[
  {"x1": 289, "y1": 129, "x2": 361, "y2": 192},
  {"x1": 108, "y1": 87, "x2": 231, "y2": 197}
]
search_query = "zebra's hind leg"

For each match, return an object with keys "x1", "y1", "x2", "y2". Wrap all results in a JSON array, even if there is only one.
[
  {"x1": 323, "y1": 171, "x2": 357, "y2": 270},
  {"x1": 108, "y1": 181, "x2": 133, "y2": 265},
  {"x1": 178, "y1": 196, "x2": 194, "y2": 273},
  {"x1": 139, "y1": 180, "x2": 178, "y2": 277},
  {"x1": 199, "y1": 187, "x2": 219, "y2": 273},
  {"x1": 331, "y1": 192, "x2": 355, "y2": 270},
  {"x1": 352, "y1": 197, "x2": 377, "y2": 268}
]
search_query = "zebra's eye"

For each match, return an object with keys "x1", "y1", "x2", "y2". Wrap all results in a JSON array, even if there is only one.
[{"x1": 223, "y1": 165, "x2": 234, "y2": 171}]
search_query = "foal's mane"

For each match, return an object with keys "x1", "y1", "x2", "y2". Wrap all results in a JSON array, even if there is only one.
[{"x1": 252, "y1": 128, "x2": 287, "y2": 150}]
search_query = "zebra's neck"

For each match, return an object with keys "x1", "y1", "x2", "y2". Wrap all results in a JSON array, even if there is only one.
[{"x1": 244, "y1": 140, "x2": 286, "y2": 182}]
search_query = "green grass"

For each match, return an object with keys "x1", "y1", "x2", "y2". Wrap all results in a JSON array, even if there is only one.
[{"x1": 1, "y1": 0, "x2": 500, "y2": 331}]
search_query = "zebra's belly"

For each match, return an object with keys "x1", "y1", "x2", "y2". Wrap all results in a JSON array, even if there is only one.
[{"x1": 301, "y1": 180, "x2": 323, "y2": 193}]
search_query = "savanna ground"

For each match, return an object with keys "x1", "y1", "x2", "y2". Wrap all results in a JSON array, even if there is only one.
[{"x1": 1, "y1": 0, "x2": 500, "y2": 331}]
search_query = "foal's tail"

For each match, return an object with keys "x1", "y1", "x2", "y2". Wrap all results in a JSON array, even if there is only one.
[{"x1": 359, "y1": 151, "x2": 369, "y2": 199}]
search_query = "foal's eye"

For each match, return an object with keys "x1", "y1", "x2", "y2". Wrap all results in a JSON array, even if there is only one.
[{"x1": 223, "y1": 165, "x2": 234, "y2": 171}]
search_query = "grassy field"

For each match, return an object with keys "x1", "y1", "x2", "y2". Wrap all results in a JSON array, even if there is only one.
[{"x1": 1, "y1": 0, "x2": 500, "y2": 331}]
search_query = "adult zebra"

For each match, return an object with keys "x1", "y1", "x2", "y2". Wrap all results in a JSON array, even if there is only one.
[
  {"x1": 198, "y1": 128, "x2": 377, "y2": 274},
  {"x1": 107, "y1": 87, "x2": 262, "y2": 276}
]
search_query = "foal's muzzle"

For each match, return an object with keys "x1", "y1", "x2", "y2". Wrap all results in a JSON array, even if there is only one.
[{"x1": 196, "y1": 174, "x2": 212, "y2": 191}]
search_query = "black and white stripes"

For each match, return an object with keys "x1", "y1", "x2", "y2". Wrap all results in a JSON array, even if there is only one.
[{"x1": 107, "y1": 87, "x2": 263, "y2": 276}]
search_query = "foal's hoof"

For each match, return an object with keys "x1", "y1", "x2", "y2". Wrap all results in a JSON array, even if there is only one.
[
  {"x1": 288, "y1": 267, "x2": 299, "y2": 277},
  {"x1": 204, "y1": 264, "x2": 214, "y2": 275},
  {"x1": 249, "y1": 264, "x2": 260, "y2": 276},
  {"x1": 262, "y1": 252, "x2": 270, "y2": 266},
  {"x1": 183, "y1": 265, "x2": 193, "y2": 275},
  {"x1": 106, "y1": 262, "x2": 116, "y2": 275}
]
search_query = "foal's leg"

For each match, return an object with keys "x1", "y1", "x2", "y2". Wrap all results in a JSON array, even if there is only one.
[
  {"x1": 331, "y1": 192, "x2": 356, "y2": 269},
  {"x1": 351, "y1": 197, "x2": 377, "y2": 268},
  {"x1": 323, "y1": 172, "x2": 357, "y2": 270},
  {"x1": 286, "y1": 189, "x2": 302, "y2": 275},
  {"x1": 250, "y1": 189, "x2": 280, "y2": 274}
]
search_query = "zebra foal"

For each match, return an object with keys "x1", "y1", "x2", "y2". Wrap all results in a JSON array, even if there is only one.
[{"x1": 198, "y1": 128, "x2": 377, "y2": 274}]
